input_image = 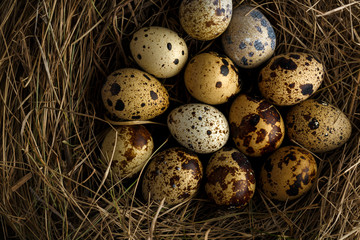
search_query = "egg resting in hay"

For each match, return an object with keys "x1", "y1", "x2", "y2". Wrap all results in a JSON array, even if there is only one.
[
  {"x1": 167, "y1": 103, "x2": 230, "y2": 154},
  {"x1": 286, "y1": 99, "x2": 352, "y2": 153},
  {"x1": 184, "y1": 52, "x2": 241, "y2": 105},
  {"x1": 229, "y1": 94, "x2": 285, "y2": 157},
  {"x1": 179, "y1": 0, "x2": 232, "y2": 41},
  {"x1": 222, "y1": 5, "x2": 276, "y2": 68},
  {"x1": 101, "y1": 68, "x2": 169, "y2": 121},
  {"x1": 205, "y1": 147, "x2": 256, "y2": 207},
  {"x1": 258, "y1": 52, "x2": 324, "y2": 106},
  {"x1": 130, "y1": 26, "x2": 188, "y2": 78},
  {"x1": 141, "y1": 147, "x2": 203, "y2": 205},
  {"x1": 259, "y1": 146, "x2": 318, "y2": 201},
  {"x1": 100, "y1": 125, "x2": 153, "y2": 179}
]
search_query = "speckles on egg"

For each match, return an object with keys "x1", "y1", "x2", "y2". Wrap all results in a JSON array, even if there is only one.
[
  {"x1": 100, "y1": 125, "x2": 154, "y2": 179},
  {"x1": 222, "y1": 5, "x2": 276, "y2": 68},
  {"x1": 258, "y1": 52, "x2": 324, "y2": 106},
  {"x1": 101, "y1": 68, "x2": 169, "y2": 120},
  {"x1": 179, "y1": 0, "x2": 232, "y2": 41},
  {"x1": 269, "y1": 56, "x2": 298, "y2": 71},
  {"x1": 110, "y1": 83, "x2": 121, "y2": 95},
  {"x1": 184, "y1": 52, "x2": 241, "y2": 105},
  {"x1": 286, "y1": 99, "x2": 352, "y2": 153},
  {"x1": 141, "y1": 147, "x2": 203, "y2": 205},
  {"x1": 167, "y1": 103, "x2": 230, "y2": 154},
  {"x1": 229, "y1": 94, "x2": 285, "y2": 157},
  {"x1": 259, "y1": 146, "x2": 318, "y2": 201},
  {"x1": 205, "y1": 148, "x2": 256, "y2": 207},
  {"x1": 130, "y1": 27, "x2": 188, "y2": 78}
]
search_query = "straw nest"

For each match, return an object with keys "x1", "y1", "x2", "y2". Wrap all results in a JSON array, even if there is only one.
[{"x1": 1, "y1": 0, "x2": 360, "y2": 239}]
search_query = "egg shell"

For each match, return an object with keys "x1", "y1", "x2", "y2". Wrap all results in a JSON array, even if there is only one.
[
  {"x1": 101, "y1": 68, "x2": 169, "y2": 121},
  {"x1": 100, "y1": 125, "x2": 154, "y2": 179},
  {"x1": 259, "y1": 146, "x2": 318, "y2": 201},
  {"x1": 286, "y1": 99, "x2": 352, "y2": 153},
  {"x1": 258, "y1": 52, "x2": 324, "y2": 106},
  {"x1": 167, "y1": 103, "x2": 230, "y2": 154},
  {"x1": 221, "y1": 5, "x2": 276, "y2": 68},
  {"x1": 205, "y1": 147, "x2": 256, "y2": 207},
  {"x1": 229, "y1": 94, "x2": 285, "y2": 157},
  {"x1": 141, "y1": 147, "x2": 203, "y2": 205},
  {"x1": 179, "y1": 0, "x2": 232, "y2": 41},
  {"x1": 184, "y1": 52, "x2": 241, "y2": 105},
  {"x1": 130, "y1": 26, "x2": 188, "y2": 78}
]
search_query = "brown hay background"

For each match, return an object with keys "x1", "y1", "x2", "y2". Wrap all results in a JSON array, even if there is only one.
[{"x1": 1, "y1": 0, "x2": 360, "y2": 239}]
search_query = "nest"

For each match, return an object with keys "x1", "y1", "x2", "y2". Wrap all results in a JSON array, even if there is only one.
[{"x1": 1, "y1": 0, "x2": 360, "y2": 239}]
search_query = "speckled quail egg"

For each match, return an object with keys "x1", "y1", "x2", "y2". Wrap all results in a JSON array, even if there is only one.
[
  {"x1": 179, "y1": 0, "x2": 232, "y2": 41},
  {"x1": 100, "y1": 125, "x2": 154, "y2": 179},
  {"x1": 184, "y1": 52, "x2": 241, "y2": 105},
  {"x1": 167, "y1": 103, "x2": 230, "y2": 154},
  {"x1": 142, "y1": 147, "x2": 203, "y2": 205},
  {"x1": 205, "y1": 147, "x2": 256, "y2": 207},
  {"x1": 229, "y1": 94, "x2": 285, "y2": 157},
  {"x1": 222, "y1": 5, "x2": 276, "y2": 68},
  {"x1": 286, "y1": 99, "x2": 352, "y2": 153},
  {"x1": 259, "y1": 146, "x2": 318, "y2": 201},
  {"x1": 101, "y1": 68, "x2": 169, "y2": 120},
  {"x1": 258, "y1": 52, "x2": 324, "y2": 106},
  {"x1": 130, "y1": 26, "x2": 188, "y2": 78}
]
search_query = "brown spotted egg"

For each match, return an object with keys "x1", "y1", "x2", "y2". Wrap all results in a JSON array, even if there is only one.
[
  {"x1": 205, "y1": 147, "x2": 255, "y2": 207},
  {"x1": 259, "y1": 146, "x2": 318, "y2": 201},
  {"x1": 229, "y1": 94, "x2": 285, "y2": 157},
  {"x1": 258, "y1": 52, "x2": 324, "y2": 106},
  {"x1": 167, "y1": 103, "x2": 230, "y2": 154},
  {"x1": 222, "y1": 5, "x2": 276, "y2": 68},
  {"x1": 130, "y1": 26, "x2": 188, "y2": 78},
  {"x1": 184, "y1": 52, "x2": 241, "y2": 105},
  {"x1": 141, "y1": 147, "x2": 203, "y2": 205},
  {"x1": 286, "y1": 99, "x2": 352, "y2": 153},
  {"x1": 100, "y1": 125, "x2": 154, "y2": 179},
  {"x1": 179, "y1": 0, "x2": 232, "y2": 41},
  {"x1": 101, "y1": 68, "x2": 169, "y2": 121}
]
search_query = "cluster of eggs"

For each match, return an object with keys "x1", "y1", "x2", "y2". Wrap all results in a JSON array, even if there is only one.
[{"x1": 99, "y1": 2, "x2": 352, "y2": 207}]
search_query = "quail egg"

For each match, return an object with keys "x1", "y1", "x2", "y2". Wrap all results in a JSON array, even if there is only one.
[
  {"x1": 258, "y1": 52, "x2": 324, "y2": 106},
  {"x1": 259, "y1": 145, "x2": 318, "y2": 201},
  {"x1": 184, "y1": 52, "x2": 241, "y2": 105},
  {"x1": 130, "y1": 26, "x2": 188, "y2": 78},
  {"x1": 286, "y1": 99, "x2": 352, "y2": 153},
  {"x1": 205, "y1": 147, "x2": 256, "y2": 207},
  {"x1": 101, "y1": 68, "x2": 169, "y2": 120},
  {"x1": 229, "y1": 94, "x2": 285, "y2": 157},
  {"x1": 167, "y1": 103, "x2": 230, "y2": 154},
  {"x1": 179, "y1": 0, "x2": 232, "y2": 41},
  {"x1": 100, "y1": 125, "x2": 154, "y2": 179},
  {"x1": 142, "y1": 147, "x2": 203, "y2": 205},
  {"x1": 222, "y1": 5, "x2": 276, "y2": 68}
]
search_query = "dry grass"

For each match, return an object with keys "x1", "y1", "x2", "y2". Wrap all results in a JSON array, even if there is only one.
[{"x1": 1, "y1": 0, "x2": 360, "y2": 239}]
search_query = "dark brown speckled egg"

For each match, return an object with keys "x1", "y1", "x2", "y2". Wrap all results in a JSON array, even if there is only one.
[
  {"x1": 141, "y1": 147, "x2": 203, "y2": 206},
  {"x1": 100, "y1": 125, "x2": 154, "y2": 179},
  {"x1": 286, "y1": 99, "x2": 352, "y2": 153},
  {"x1": 229, "y1": 94, "x2": 285, "y2": 157},
  {"x1": 222, "y1": 5, "x2": 276, "y2": 68},
  {"x1": 101, "y1": 68, "x2": 169, "y2": 121},
  {"x1": 205, "y1": 147, "x2": 256, "y2": 207},
  {"x1": 259, "y1": 146, "x2": 318, "y2": 201},
  {"x1": 258, "y1": 52, "x2": 324, "y2": 106}
]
